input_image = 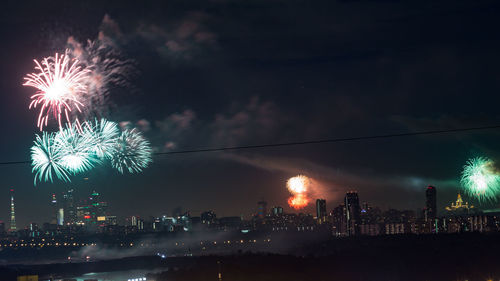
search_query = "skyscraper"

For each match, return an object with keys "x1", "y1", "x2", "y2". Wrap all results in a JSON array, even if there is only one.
[
  {"x1": 316, "y1": 199, "x2": 327, "y2": 223},
  {"x1": 9, "y1": 189, "x2": 16, "y2": 232},
  {"x1": 51, "y1": 193, "x2": 58, "y2": 224},
  {"x1": 89, "y1": 190, "x2": 108, "y2": 224},
  {"x1": 62, "y1": 189, "x2": 77, "y2": 225},
  {"x1": 332, "y1": 204, "x2": 347, "y2": 236},
  {"x1": 257, "y1": 201, "x2": 267, "y2": 218},
  {"x1": 425, "y1": 186, "x2": 437, "y2": 221},
  {"x1": 344, "y1": 191, "x2": 360, "y2": 236}
]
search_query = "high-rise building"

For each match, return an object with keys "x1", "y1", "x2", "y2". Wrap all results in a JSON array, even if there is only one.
[
  {"x1": 131, "y1": 215, "x2": 138, "y2": 226},
  {"x1": 51, "y1": 193, "x2": 58, "y2": 224},
  {"x1": 9, "y1": 189, "x2": 16, "y2": 232},
  {"x1": 272, "y1": 206, "x2": 284, "y2": 216},
  {"x1": 425, "y1": 186, "x2": 437, "y2": 221},
  {"x1": 74, "y1": 190, "x2": 106, "y2": 225},
  {"x1": 332, "y1": 204, "x2": 347, "y2": 236},
  {"x1": 87, "y1": 190, "x2": 108, "y2": 224},
  {"x1": 57, "y1": 208, "x2": 64, "y2": 225},
  {"x1": 62, "y1": 189, "x2": 77, "y2": 225},
  {"x1": 316, "y1": 199, "x2": 327, "y2": 223},
  {"x1": 257, "y1": 201, "x2": 268, "y2": 218},
  {"x1": 344, "y1": 191, "x2": 361, "y2": 236}
]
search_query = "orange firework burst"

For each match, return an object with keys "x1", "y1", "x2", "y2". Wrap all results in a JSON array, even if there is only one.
[
  {"x1": 286, "y1": 175, "x2": 312, "y2": 210},
  {"x1": 288, "y1": 194, "x2": 309, "y2": 210}
]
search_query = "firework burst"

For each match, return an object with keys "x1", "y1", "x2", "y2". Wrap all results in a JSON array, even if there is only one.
[
  {"x1": 461, "y1": 157, "x2": 500, "y2": 202},
  {"x1": 54, "y1": 123, "x2": 100, "y2": 174},
  {"x1": 83, "y1": 118, "x2": 120, "y2": 159},
  {"x1": 287, "y1": 175, "x2": 312, "y2": 210},
  {"x1": 111, "y1": 128, "x2": 152, "y2": 173},
  {"x1": 288, "y1": 194, "x2": 310, "y2": 210},
  {"x1": 31, "y1": 132, "x2": 71, "y2": 185},
  {"x1": 23, "y1": 52, "x2": 90, "y2": 131}
]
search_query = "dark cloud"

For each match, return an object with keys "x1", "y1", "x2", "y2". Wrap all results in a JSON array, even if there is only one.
[{"x1": 97, "y1": 12, "x2": 217, "y2": 63}]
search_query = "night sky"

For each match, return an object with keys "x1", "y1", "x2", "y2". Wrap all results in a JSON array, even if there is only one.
[{"x1": 1, "y1": 0, "x2": 500, "y2": 228}]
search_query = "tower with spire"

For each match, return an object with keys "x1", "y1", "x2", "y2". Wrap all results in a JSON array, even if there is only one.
[
  {"x1": 9, "y1": 189, "x2": 16, "y2": 232},
  {"x1": 445, "y1": 193, "x2": 474, "y2": 214}
]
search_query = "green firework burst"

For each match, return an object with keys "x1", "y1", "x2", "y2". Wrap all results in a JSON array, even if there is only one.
[{"x1": 461, "y1": 157, "x2": 500, "y2": 202}]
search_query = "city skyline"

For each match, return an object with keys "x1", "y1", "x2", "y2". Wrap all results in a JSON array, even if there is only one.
[
  {"x1": 1, "y1": 0, "x2": 500, "y2": 280},
  {"x1": 1, "y1": 183, "x2": 490, "y2": 231},
  {"x1": 0, "y1": 0, "x2": 500, "y2": 238}
]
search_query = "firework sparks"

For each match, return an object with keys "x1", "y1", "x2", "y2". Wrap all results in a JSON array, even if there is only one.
[
  {"x1": 23, "y1": 52, "x2": 90, "y2": 131},
  {"x1": 30, "y1": 119, "x2": 153, "y2": 184},
  {"x1": 83, "y1": 118, "x2": 120, "y2": 159},
  {"x1": 287, "y1": 175, "x2": 310, "y2": 194},
  {"x1": 288, "y1": 194, "x2": 310, "y2": 210},
  {"x1": 461, "y1": 157, "x2": 500, "y2": 202},
  {"x1": 67, "y1": 38, "x2": 135, "y2": 111},
  {"x1": 31, "y1": 132, "x2": 71, "y2": 185},
  {"x1": 111, "y1": 128, "x2": 153, "y2": 173},
  {"x1": 287, "y1": 175, "x2": 312, "y2": 210},
  {"x1": 54, "y1": 123, "x2": 100, "y2": 174}
]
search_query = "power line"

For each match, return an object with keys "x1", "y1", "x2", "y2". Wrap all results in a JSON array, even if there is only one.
[
  {"x1": 1, "y1": 124, "x2": 500, "y2": 166},
  {"x1": 156, "y1": 124, "x2": 500, "y2": 155}
]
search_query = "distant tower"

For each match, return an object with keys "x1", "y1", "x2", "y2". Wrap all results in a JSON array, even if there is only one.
[
  {"x1": 425, "y1": 186, "x2": 437, "y2": 220},
  {"x1": 344, "y1": 191, "x2": 360, "y2": 236},
  {"x1": 51, "y1": 193, "x2": 58, "y2": 224},
  {"x1": 316, "y1": 199, "x2": 327, "y2": 223},
  {"x1": 9, "y1": 189, "x2": 16, "y2": 232}
]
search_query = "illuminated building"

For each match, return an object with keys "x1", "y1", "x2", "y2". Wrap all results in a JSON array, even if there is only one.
[
  {"x1": 62, "y1": 189, "x2": 77, "y2": 225},
  {"x1": 74, "y1": 190, "x2": 109, "y2": 225},
  {"x1": 332, "y1": 204, "x2": 347, "y2": 236},
  {"x1": 106, "y1": 216, "x2": 117, "y2": 226},
  {"x1": 50, "y1": 193, "x2": 58, "y2": 225},
  {"x1": 344, "y1": 191, "x2": 361, "y2": 236},
  {"x1": 360, "y1": 223, "x2": 380, "y2": 236},
  {"x1": 445, "y1": 193, "x2": 473, "y2": 214},
  {"x1": 89, "y1": 190, "x2": 108, "y2": 224},
  {"x1": 272, "y1": 206, "x2": 284, "y2": 216},
  {"x1": 316, "y1": 199, "x2": 327, "y2": 224},
  {"x1": 76, "y1": 206, "x2": 91, "y2": 224},
  {"x1": 425, "y1": 185, "x2": 438, "y2": 233},
  {"x1": 201, "y1": 211, "x2": 216, "y2": 225},
  {"x1": 257, "y1": 201, "x2": 268, "y2": 218},
  {"x1": 57, "y1": 208, "x2": 64, "y2": 225},
  {"x1": 9, "y1": 189, "x2": 16, "y2": 232},
  {"x1": 29, "y1": 222, "x2": 40, "y2": 237},
  {"x1": 425, "y1": 186, "x2": 437, "y2": 220},
  {"x1": 360, "y1": 203, "x2": 382, "y2": 236}
]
